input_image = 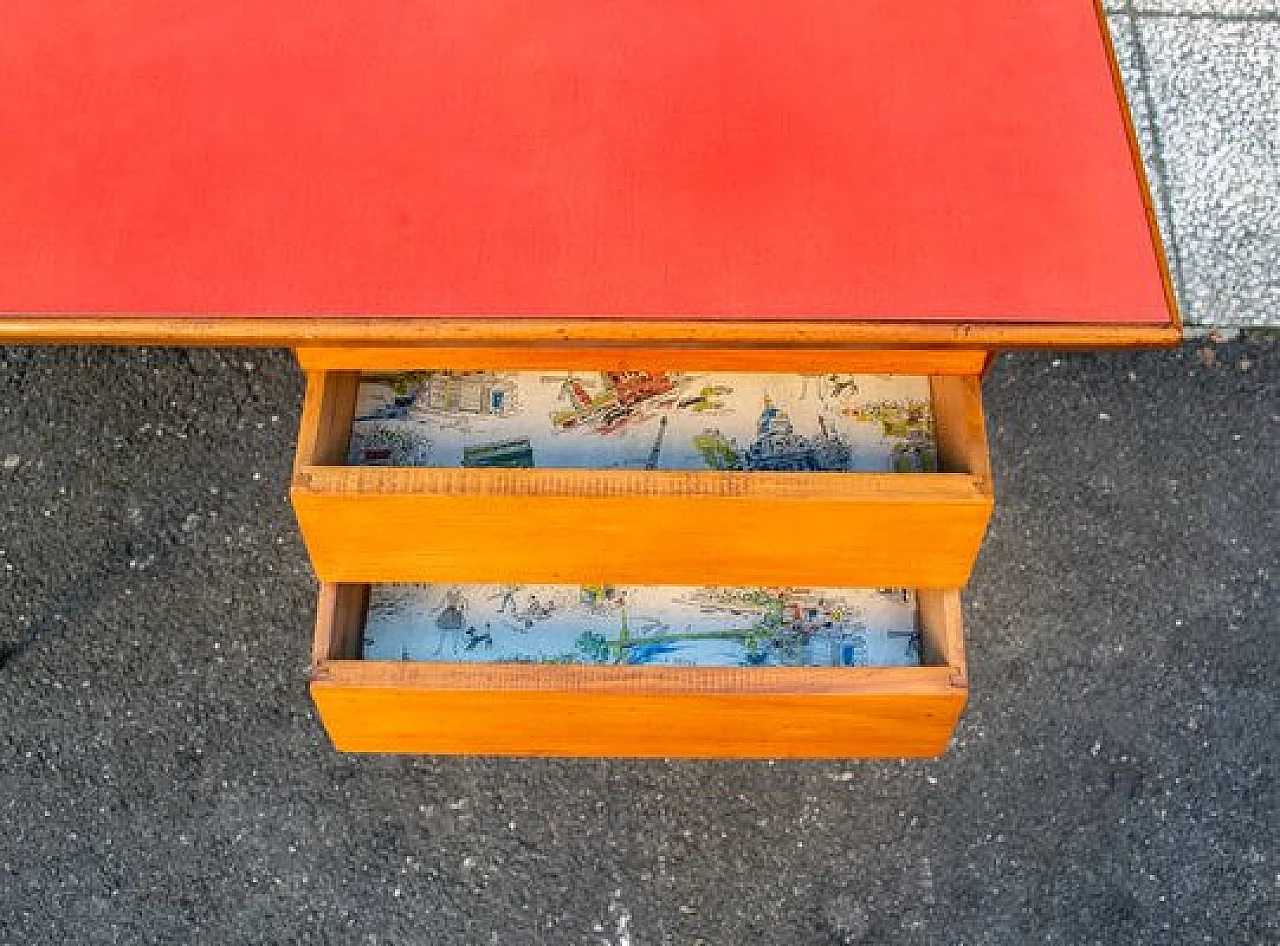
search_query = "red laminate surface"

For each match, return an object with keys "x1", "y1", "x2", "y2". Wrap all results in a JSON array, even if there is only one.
[{"x1": 0, "y1": 1, "x2": 1173, "y2": 324}]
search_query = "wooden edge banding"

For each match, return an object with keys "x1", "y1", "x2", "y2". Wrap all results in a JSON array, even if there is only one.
[
  {"x1": 295, "y1": 346, "x2": 988, "y2": 375},
  {"x1": 311, "y1": 583, "x2": 369, "y2": 665},
  {"x1": 0, "y1": 317, "x2": 1183, "y2": 348},
  {"x1": 310, "y1": 665, "x2": 959, "y2": 696}
]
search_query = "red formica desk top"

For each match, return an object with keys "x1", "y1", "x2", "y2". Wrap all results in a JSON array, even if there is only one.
[{"x1": 0, "y1": 1, "x2": 1178, "y2": 346}]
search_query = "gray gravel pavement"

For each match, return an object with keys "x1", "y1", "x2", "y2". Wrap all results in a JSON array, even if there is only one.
[
  {"x1": 1104, "y1": 3, "x2": 1280, "y2": 328},
  {"x1": 1, "y1": 338, "x2": 1276, "y2": 945}
]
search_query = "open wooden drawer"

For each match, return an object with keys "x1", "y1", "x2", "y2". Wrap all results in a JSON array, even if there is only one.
[
  {"x1": 290, "y1": 352, "x2": 993, "y2": 589},
  {"x1": 310, "y1": 583, "x2": 967, "y2": 758}
]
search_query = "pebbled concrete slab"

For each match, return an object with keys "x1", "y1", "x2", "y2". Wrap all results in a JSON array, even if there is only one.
[
  {"x1": 1137, "y1": 15, "x2": 1280, "y2": 327},
  {"x1": 1103, "y1": 5, "x2": 1280, "y2": 328},
  {"x1": 0, "y1": 343, "x2": 1275, "y2": 945},
  {"x1": 1123, "y1": 3, "x2": 1280, "y2": 16},
  {"x1": 1104, "y1": 11, "x2": 1182, "y2": 303}
]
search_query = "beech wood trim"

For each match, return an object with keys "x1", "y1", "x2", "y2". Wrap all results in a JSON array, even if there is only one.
[
  {"x1": 296, "y1": 466, "x2": 989, "y2": 502},
  {"x1": 0, "y1": 317, "x2": 1182, "y2": 348},
  {"x1": 314, "y1": 662, "x2": 958, "y2": 695},
  {"x1": 294, "y1": 346, "x2": 988, "y2": 375}
]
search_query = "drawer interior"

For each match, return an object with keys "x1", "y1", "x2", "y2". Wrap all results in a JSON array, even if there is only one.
[
  {"x1": 317, "y1": 583, "x2": 962, "y2": 675},
  {"x1": 297, "y1": 368, "x2": 990, "y2": 481},
  {"x1": 309, "y1": 584, "x2": 968, "y2": 757},
  {"x1": 353, "y1": 582, "x2": 927, "y2": 668},
  {"x1": 346, "y1": 370, "x2": 938, "y2": 473}
]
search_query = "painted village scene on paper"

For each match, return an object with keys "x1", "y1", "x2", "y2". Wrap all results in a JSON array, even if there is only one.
[
  {"x1": 362, "y1": 584, "x2": 922, "y2": 668},
  {"x1": 349, "y1": 370, "x2": 933, "y2": 667},
  {"x1": 347, "y1": 370, "x2": 937, "y2": 472}
]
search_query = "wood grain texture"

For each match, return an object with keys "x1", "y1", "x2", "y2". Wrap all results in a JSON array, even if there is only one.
[
  {"x1": 312, "y1": 582, "x2": 369, "y2": 663},
  {"x1": 931, "y1": 376, "x2": 994, "y2": 488},
  {"x1": 293, "y1": 371, "x2": 359, "y2": 473},
  {"x1": 308, "y1": 687, "x2": 966, "y2": 757},
  {"x1": 292, "y1": 485, "x2": 991, "y2": 588},
  {"x1": 308, "y1": 585, "x2": 967, "y2": 757},
  {"x1": 291, "y1": 368, "x2": 993, "y2": 587},
  {"x1": 294, "y1": 346, "x2": 989, "y2": 375},
  {"x1": 0, "y1": 317, "x2": 1183, "y2": 349},
  {"x1": 916, "y1": 585, "x2": 968, "y2": 687}
]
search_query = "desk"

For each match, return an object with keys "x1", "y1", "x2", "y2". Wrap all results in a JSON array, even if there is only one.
[{"x1": 0, "y1": 1, "x2": 1178, "y2": 755}]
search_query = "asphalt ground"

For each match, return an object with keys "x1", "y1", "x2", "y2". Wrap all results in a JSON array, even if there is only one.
[{"x1": 1, "y1": 337, "x2": 1275, "y2": 944}]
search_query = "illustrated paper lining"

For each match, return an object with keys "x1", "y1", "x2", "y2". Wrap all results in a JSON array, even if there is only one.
[
  {"x1": 362, "y1": 584, "x2": 922, "y2": 668},
  {"x1": 348, "y1": 371, "x2": 936, "y2": 472}
]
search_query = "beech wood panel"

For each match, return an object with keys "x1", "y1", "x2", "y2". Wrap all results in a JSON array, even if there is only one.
[
  {"x1": 308, "y1": 585, "x2": 968, "y2": 757},
  {"x1": 294, "y1": 484, "x2": 991, "y2": 587},
  {"x1": 290, "y1": 372, "x2": 994, "y2": 588},
  {"x1": 932, "y1": 375, "x2": 993, "y2": 484}
]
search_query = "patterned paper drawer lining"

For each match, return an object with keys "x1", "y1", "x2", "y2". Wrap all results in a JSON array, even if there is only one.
[
  {"x1": 349, "y1": 371, "x2": 936, "y2": 472},
  {"x1": 362, "y1": 584, "x2": 921, "y2": 668}
]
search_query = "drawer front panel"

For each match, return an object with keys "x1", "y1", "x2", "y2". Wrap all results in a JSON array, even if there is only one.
[
  {"x1": 293, "y1": 485, "x2": 990, "y2": 587},
  {"x1": 310, "y1": 686, "x2": 965, "y2": 758}
]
